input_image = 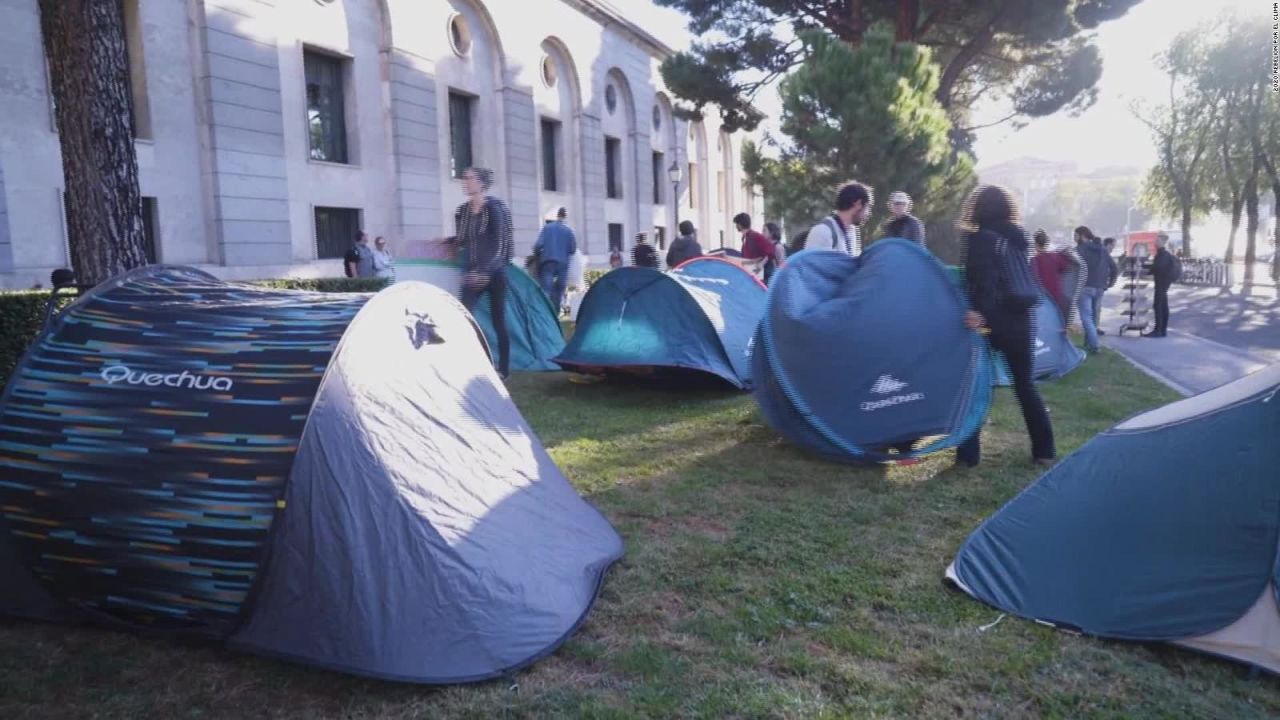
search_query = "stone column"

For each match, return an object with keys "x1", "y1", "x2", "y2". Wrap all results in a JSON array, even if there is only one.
[
  {"x1": 501, "y1": 86, "x2": 539, "y2": 260},
  {"x1": 0, "y1": 161, "x2": 11, "y2": 274},
  {"x1": 578, "y1": 112, "x2": 605, "y2": 256},
  {"x1": 197, "y1": 0, "x2": 292, "y2": 266},
  {"x1": 386, "y1": 50, "x2": 442, "y2": 244}
]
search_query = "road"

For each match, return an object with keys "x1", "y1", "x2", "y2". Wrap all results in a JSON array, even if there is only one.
[{"x1": 1099, "y1": 280, "x2": 1277, "y2": 395}]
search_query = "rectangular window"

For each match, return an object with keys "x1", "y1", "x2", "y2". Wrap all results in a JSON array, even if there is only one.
[
  {"x1": 541, "y1": 118, "x2": 560, "y2": 191},
  {"x1": 140, "y1": 196, "x2": 158, "y2": 263},
  {"x1": 314, "y1": 206, "x2": 361, "y2": 259},
  {"x1": 122, "y1": 0, "x2": 152, "y2": 139},
  {"x1": 717, "y1": 171, "x2": 725, "y2": 212},
  {"x1": 605, "y1": 137, "x2": 622, "y2": 200},
  {"x1": 449, "y1": 91, "x2": 474, "y2": 179},
  {"x1": 688, "y1": 162, "x2": 697, "y2": 209},
  {"x1": 608, "y1": 223, "x2": 623, "y2": 252},
  {"x1": 304, "y1": 50, "x2": 348, "y2": 163},
  {"x1": 652, "y1": 151, "x2": 664, "y2": 204}
]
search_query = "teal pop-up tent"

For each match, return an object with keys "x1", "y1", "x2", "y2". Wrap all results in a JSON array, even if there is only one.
[
  {"x1": 554, "y1": 258, "x2": 767, "y2": 388},
  {"x1": 472, "y1": 264, "x2": 566, "y2": 372},
  {"x1": 948, "y1": 363, "x2": 1280, "y2": 672}
]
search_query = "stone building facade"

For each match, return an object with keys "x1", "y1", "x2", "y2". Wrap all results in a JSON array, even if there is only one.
[{"x1": 0, "y1": 0, "x2": 761, "y2": 288}]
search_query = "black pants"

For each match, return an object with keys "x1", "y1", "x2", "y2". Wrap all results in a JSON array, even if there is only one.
[
  {"x1": 461, "y1": 270, "x2": 510, "y2": 376},
  {"x1": 958, "y1": 321, "x2": 1055, "y2": 465},
  {"x1": 1153, "y1": 283, "x2": 1170, "y2": 335}
]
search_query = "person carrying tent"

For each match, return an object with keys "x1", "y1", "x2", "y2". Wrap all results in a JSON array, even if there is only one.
[
  {"x1": 957, "y1": 185, "x2": 1056, "y2": 468},
  {"x1": 806, "y1": 181, "x2": 872, "y2": 257},
  {"x1": 440, "y1": 166, "x2": 513, "y2": 378},
  {"x1": 666, "y1": 220, "x2": 703, "y2": 267},
  {"x1": 1030, "y1": 229, "x2": 1071, "y2": 321},
  {"x1": 880, "y1": 191, "x2": 926, "y2": 246},
  {"x1": 632, "y1": 233, "x2": 659, "y2": 268},
  {"x1": 1143, "y1": 232, "x2": 1181, "y2": 338},
  {"x1": 533, "y1": 206, "x2": 577, "y2": 313},
  {"x1": 736, "y1": 213, "x2": 783, "y2": 283}
]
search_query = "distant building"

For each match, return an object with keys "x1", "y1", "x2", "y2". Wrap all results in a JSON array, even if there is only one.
[
  {"x1": 977, "y1": 158, "x2": 1078, "y2": 215},
  {"x1": 0, "y1": 0, "x2": 761, "y2": 288}
]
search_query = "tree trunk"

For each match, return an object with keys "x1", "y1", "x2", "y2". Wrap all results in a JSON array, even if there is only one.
[
  {"x1": 1272, "y1": 183, "x2": 1280, "y2": 282},
  {"x1": 937, "y1": 3, "x2": 1004, "y2": 110},
  {"x1": 1180, "y1": 203, "x2": 1193, "y2": 259},
  {"x1": 39, "y1": 0, "x2": 146, "y2": 286},
  {"x1": 1244, "y1": 168, "x2": 1259, "y2": 283},
  {"x1": 1225, "y1": 196, "x2": 1242, "y2": 264},
  {"x1": 895, "y1": 0, "x2": 920, "y2": 42}
]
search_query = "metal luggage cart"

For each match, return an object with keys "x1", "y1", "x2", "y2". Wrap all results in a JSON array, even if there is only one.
[{"x1": 1117, "y1": 248, "x2": 1151, "y2": 336}]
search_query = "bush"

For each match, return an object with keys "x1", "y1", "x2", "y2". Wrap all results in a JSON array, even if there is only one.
[
  {"x1": 584, "y1": 269, "x2": 607, "y2": 287},
  {"x1": 0, "y1": 290, "x2": 73, "y2": 389}
]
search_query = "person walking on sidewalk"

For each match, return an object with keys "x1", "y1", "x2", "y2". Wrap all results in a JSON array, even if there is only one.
[
  {"x1": 1144, "y1": 232, "x2": 1182, "y2": 337},
  {"x1": 441, "y1": 167, "x2": 513, "y2": 378},
  {"x1": 1074, "y1": 226, "x2": 1114, "y2": 353},
  {"x1": 956, "y1": 185, "x2": 1056, "y2": 468},
  {"x1": 533, "y1": 206, "x2": 577, "y2": 312}
]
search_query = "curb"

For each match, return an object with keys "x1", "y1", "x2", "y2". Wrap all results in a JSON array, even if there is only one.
[{"x1": 1104, "y1": 346, "x2": 1195, "y2": 398}]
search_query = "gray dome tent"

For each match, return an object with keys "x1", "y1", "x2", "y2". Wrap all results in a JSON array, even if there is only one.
[{"x1": 0, "y1": 266, "x2": 622, "y2": 683}]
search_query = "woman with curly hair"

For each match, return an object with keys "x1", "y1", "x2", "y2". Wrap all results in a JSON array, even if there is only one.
[{"x1": 957, "y1": 185, "x2": 1056, "y2": 468}]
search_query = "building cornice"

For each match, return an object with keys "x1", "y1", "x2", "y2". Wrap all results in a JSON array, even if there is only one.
[{"x1": 563, "y1": 0, "x2": 677, "y2": 60}]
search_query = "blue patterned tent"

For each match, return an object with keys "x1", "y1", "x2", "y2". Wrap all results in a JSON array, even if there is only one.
[{"x1": 0, "y1": 266, "x2": 621, "y2": 684}]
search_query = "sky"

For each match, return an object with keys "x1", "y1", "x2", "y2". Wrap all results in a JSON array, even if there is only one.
[{"x1": 636, "y1": 0, "x2": 1264, "y2": 173}]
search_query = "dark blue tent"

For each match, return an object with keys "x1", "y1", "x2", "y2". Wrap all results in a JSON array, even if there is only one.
[
  {"x1": 945, "y1": 266, "x2": 1085, "y2": 386},
  {"x1": 472, "y1": 264, "x2": 565, "y2": 372},
  {"x1": 554, "y1": 258, "x2": 767, "y2": 388},
  {"x1": 0, "y1": 266, "x2": 622, "y2": 684},
  {"x1": 753, "y1": 240, "x2": 993, "y2": 462},
  {"x1": 948, "y1": 363, "x2": 1280, "y2": 672}
]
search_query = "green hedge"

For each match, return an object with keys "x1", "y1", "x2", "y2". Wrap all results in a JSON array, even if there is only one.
[
  {"x1": 0, "y1": 291, "x2": 73, "y2": 389},
  {"x1": 584, "y1": 269, "x2": 607, "y2": 287},
  {"x1": 0, "y1": 277, "x2": 388, "y2": 390}
]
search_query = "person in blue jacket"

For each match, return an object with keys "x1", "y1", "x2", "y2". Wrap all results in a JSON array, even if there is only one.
[{"x1": 533, "y1": 206, "x2": 577, "y2": 312}]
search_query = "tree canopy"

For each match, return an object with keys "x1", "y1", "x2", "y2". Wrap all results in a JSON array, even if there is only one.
[
  {"x1": 1138, "y1": 11, "x2": 1280, "y2": 277},
  {"x1": 742, "y1": 23, "x2": 974, "y2": 259},
  {"x1": 657, "y1": 0, "x2": 1140, "y2": 143}
]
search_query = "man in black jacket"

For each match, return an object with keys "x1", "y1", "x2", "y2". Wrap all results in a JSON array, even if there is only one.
[
  {"x1": 1144, "y1": 233, "x2": 1180, "y2": 337},
  {"x1": 666, "y1": 220, "x2": 703, "y2": 268},
  {"x1": 632, "y1": 233, "x2": 659, "y2": 268}
]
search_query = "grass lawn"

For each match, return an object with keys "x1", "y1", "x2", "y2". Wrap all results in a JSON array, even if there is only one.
[{"x1": 2, "y1": 349, "x2": 1278, "y2": 718}]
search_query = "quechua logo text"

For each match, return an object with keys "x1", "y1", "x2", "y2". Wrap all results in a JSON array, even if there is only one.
[{"x1": 100, "y1": 365, "x2": 234, "y2": 392}]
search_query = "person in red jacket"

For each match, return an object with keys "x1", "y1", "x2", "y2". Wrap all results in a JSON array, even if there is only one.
[
  {"x1": 735, "y1": 212, "x2": 781, "y2": 282},
  {"x1": 1030, "y1": 229, "x2": 1071, "y2": 321}
]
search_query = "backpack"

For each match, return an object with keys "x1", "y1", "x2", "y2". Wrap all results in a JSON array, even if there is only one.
[
  {"x1": 822, "y1": 217, "x2": 852, "y2": 254},
  {"x1": 1170, "y1": 254, "x2": 1183, "y2": 283},
  {"x1": 994, "y1": 234, "x2": 1039, "y2": 311}
]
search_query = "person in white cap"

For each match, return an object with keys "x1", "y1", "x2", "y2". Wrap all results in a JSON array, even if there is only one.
[{"x1": 881, "y1": 191, "x2": 925, "y2": 246}]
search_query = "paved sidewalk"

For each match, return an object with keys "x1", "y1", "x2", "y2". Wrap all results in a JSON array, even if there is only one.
[{"x1": 1096, "y1": 287, "x2": 1275, "y2": 396}]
